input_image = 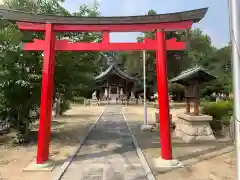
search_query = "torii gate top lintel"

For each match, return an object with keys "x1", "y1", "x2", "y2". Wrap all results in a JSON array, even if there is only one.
[
  {"x1": 0, "y1": 7, "x2": 208, "y2": 32},
  {"x1": 0, "y1": 7, "x2": 208, "y2": 52}
]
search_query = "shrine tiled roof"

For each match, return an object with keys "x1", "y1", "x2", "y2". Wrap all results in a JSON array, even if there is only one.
[
  {"x1": 94, "y1": 64, "x2": 135, "y2": 81},
  {"x1": 169, "y1": 66, "x2": 216, "y2": 84}
]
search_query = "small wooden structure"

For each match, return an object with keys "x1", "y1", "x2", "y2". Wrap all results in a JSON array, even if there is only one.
[
  {"x1": 170, "y1": 66, "x2": 217, "y2": 142},
  {"x1": 94, "y1": 63, "x2": 135, "y2": 103},
  {"x1": 170, "y1": 66, "x2": 216, "y2": 116}
]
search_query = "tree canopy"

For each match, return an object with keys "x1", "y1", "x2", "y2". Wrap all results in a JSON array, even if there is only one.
[{"x1": 0, "y1": 0, "x2": 103, "y2": 142}]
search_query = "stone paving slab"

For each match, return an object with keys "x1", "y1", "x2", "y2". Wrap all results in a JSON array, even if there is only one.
[{"x1": 60, "y1": 106, "x2": 148, "y2": 180}]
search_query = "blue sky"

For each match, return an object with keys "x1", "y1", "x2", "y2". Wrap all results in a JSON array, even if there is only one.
[{"x1": 63, "y1": 0, "x2": 229, "y2": 49}]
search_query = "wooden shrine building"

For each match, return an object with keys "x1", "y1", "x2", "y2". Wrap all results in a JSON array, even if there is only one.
[{"x1": 94, "y1": 64, "x2": 135, "y2": 101}]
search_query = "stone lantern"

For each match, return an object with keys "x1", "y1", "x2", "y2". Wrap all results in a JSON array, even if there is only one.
[{"x1": 169, "y1": 66, "x2": 217, "y2": 142}]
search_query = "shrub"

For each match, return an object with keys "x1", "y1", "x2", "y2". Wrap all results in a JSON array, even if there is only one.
[
  {"x1": 60, "y1": 99, "x2": 70, "y2": 115},
  {"x1": 168, "y1": 83, "x2": 184, "y2": 102},
  {"x1": 201, "y1": 100, "x2": 233, "y2": 133},
  {"x1": 72, "y1": 96, "x2": 85, "y2": 104}
]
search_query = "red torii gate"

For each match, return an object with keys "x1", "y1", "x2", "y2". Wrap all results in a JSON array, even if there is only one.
[{"x1": 0, "y1": 7, "x2": 207, "y2": 165}]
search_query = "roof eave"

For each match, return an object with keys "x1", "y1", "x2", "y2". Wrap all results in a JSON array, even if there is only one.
[
  {"x1": 94, "y1": 65, "x2": 135, "y2": 82},
  {"x1": 170, "y1": 70, "x2": 216, "y2": 84}
]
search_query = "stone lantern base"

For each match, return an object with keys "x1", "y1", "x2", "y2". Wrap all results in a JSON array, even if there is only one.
[{"x1": 175, "y1": 113, "x2": 215, "y2": 143}]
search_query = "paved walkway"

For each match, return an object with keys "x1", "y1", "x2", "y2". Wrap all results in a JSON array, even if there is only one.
[{"x1": 60, "y1": 106, "x2": 148, "y2": 180}]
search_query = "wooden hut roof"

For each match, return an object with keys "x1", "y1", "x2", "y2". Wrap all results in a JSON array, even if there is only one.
[{"x1": 169, "y1": 66, "x2": 216, "y2": 84}]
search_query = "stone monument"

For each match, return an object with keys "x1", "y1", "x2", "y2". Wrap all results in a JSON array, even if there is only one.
[
  {"x1": 129, "y1": 91, "x2": 136, "y2": 104},
  {"x1": 54, "y1": 97, "x2": 61, "y2": 117},
  {"x1": 120, "y1": 88, "x2": 124, "y2": 96},
  {"x1": 130, "y1": 91, "x2": 135, "y2": 98},
  {"x1": 104, "y1": 88, "x2": 108, "y2": 98},
  {"x1": 101, "y1": 88, "x2": 109, "y2": 104},
  {"x1": 170, "y1": 66, "x2": 216, "y2": 142},
  {"x1": 138, "y1": 96, "x2": 143, "y2": 105},
  {"x1": 91, "y1": 91, "x2": 98, "y2": 106}
]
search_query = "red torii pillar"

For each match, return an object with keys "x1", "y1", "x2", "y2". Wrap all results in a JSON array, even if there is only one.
[
  {"x1": 37, "y1": 24, "x2": 56, "y2": 163},
  {"x1": 156, "y1": 30, "x2": 172, "y2": 160}
]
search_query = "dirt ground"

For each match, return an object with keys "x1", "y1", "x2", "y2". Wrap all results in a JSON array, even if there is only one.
[
  {"x1": 0, "y1": 104, "x2": 105, "y2": 180},
  {"x1": 0, "y1": 104, "x2": 236, "y2": 180},
  {"x1": 123, "y1": 105, "x2": 236, "y2": 180}
]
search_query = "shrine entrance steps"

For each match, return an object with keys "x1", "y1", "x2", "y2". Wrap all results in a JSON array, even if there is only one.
[{"x1": 59, "y1": 105, "x2": 149, "y2": 180}]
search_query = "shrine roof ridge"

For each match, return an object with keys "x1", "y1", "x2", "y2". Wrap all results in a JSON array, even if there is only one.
[
  {"x1": 95, "y1": 64, "x2": 135, "y2": 81},
  {"x1": 0, "y1": 7, "x2": 208, "y2": 25},
  {"x1": 169, "y1": 66, "x2": 216, "y2": 83}
]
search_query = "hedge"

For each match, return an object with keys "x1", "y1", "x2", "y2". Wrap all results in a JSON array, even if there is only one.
[{"x1": 201, "y1": 100, "x2": 233, "y2": 133}]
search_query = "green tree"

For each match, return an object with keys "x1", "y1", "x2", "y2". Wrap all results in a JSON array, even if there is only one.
[
  {"x1": 186, "y1": 28, "x2": 216, "y2": 68},
  {"x1": 120, "y1": 9, "x2": 190, "y2": 96},
  {"x1": 205, "y1": 45, "x2": 232, "y2": 94},
  {"x1": 0, "y1": 0, "x2": 101, "y2": 142},
  {"x1": 0, "y1": 19, "x2": 42, "y2": 143}
]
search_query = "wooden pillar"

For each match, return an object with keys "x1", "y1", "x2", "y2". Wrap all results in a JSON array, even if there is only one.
[
  {"x1": 117, "y1": 86, "x2": 119, "y2": 104},
  {"x1": 37, "y1": 23, "x2": 56, "y2": 164},
  {"x1": 117, "y1": 86, "x2": 119, "y2": 96},
  {"x1": 194, "y1": 99, "x2": 199, "y2": 116},
  {"x1": 109, "y1": 86, "x2": 111, "y2": 99},
  {"x1": 186, "y1": 98, "x2": 190, "y2": 113},
  {"x1": 155, "y1": 30, "x2": 172, "y2": 160}
]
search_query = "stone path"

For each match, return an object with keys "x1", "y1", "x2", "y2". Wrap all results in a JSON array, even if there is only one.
[{"x1": 60, "y1": 106, "x2": 149, "y2": 180}]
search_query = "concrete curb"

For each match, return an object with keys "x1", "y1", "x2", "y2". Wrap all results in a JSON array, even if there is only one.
[
  {"x1": 52, "y1": 106, "x2": 107, "y2": 180},
  {"x1": 122, "y1": 107, "x2": 156, "y2": 180}
]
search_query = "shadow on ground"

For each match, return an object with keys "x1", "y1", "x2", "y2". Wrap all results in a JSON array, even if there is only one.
[{"x1": 70, "y1": 120, "x2": 233, "y2": 163}]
